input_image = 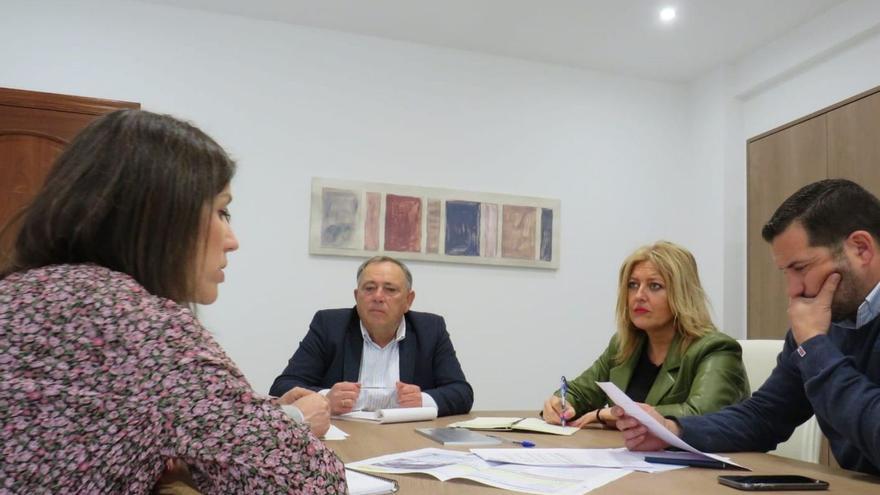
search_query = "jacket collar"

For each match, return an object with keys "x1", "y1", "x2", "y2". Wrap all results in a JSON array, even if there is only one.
[
  {"x1": 344, "y1": 308, "x2": 364, "y2": 382},
  {"x1": 608, "y1": 332, "x2": 683, "y2": 404}
]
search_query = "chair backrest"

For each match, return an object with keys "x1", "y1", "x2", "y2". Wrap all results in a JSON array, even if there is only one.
[
  {"x1": 737, "y1": 339, "x2": 822, "y2": 464},
  {"x1": 737, "y1": 339, "x2": 783, "y2": 392}
]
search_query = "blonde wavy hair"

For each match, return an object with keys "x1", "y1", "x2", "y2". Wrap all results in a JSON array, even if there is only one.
[{"x1": 613, "y1": 241, "x2": 716, "y2": 364}]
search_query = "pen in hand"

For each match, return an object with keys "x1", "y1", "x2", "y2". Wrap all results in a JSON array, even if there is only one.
[{"x1": 560, "y1": 375, "x2": 568, "y2": 427}]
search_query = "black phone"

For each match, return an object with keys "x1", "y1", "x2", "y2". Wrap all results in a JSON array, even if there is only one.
[{"x1": 718, "y1": 475, "x2": 829, "y2": 491}]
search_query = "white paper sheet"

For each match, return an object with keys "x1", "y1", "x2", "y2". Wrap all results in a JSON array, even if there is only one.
[
  {"x1": 347, "y1": 447, "x2": 634, "y2": 495},
  {"x1": 596, "y1": 381, "x2": 746, "y2": 469},
  {"x1": 471, "y1": 447, "x2": 656, "y2": 470},
  {"x1": 322, "y1": 424, "x2": 349, "y2": 440},
  {"x1": 345, "y1": 468, "x2": 398, "y2": 495}
]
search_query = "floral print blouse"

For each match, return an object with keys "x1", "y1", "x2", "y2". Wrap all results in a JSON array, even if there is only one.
[{"x1": 0, "y1": 264, "x2": 346, "y2": 494}]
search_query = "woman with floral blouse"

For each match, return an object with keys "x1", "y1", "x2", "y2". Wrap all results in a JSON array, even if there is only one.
[{"x1": 0, "y1": 110, "x2": 346, "y2": 494}]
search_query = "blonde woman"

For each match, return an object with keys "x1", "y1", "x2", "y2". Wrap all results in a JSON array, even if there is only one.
[{"x1": 543, "y1": 241, "x2": 749, "y2": 427}]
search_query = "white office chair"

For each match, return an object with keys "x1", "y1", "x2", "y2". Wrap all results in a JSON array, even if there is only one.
[{"x1": 737, "y1": 339, "x2": 822, "y2": 463}]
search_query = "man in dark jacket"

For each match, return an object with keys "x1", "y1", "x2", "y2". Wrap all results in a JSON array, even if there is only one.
[{"x1": 270, "y1": 256, "x2": 473, "y2": 417}]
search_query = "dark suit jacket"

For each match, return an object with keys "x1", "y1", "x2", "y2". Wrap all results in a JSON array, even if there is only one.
[{"x1": 270, "y1": 307, "x2": 474, "y2": 417}]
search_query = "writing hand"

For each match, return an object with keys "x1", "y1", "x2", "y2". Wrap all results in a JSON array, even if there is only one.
[{"x1": 542, "y1": 395, "x2": 575, "y2": 425}]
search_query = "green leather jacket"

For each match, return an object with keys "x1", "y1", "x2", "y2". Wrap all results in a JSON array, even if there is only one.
[{"x1": 562, "y1": 330, "x2": 749, "y2": 418}]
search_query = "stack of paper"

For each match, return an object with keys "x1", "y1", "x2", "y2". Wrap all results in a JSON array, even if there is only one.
[{"x1": 347, "y1": 447, "x2": 634, "y2": 495}]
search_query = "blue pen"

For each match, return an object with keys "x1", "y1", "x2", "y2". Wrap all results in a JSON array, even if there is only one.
[
  {"x1": 560, "y1": 376, "x2": 568, "y2": 427},
  {"x1": 487, "y1": 435, "x2": 536, "y2": 448}
]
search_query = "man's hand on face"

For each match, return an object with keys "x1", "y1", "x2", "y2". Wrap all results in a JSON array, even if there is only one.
[
  {"x1": 328, "y1": 381, "x2": 361, "y2": 415},
  {"x1": 788, "y1": 272, "x2": 841, "y2": 345},
  {"x1": 396, "y1": 381, "x2": 423, "y2": 408}
]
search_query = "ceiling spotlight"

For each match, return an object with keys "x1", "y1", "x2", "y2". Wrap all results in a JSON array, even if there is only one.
[{"x1": 659, "y1": 7, "x2": 676, "y2": 22}]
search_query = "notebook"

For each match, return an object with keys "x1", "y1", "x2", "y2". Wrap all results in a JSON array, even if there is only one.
[
  {"x1": 447, "y1": 416, "x2": 579, "y2": 436},
  {"x1": 346, "y1": 469, "x2": 399, "y2": 495},
  {"x1": 415, "y1": 427, "x2": 504, "y2": 446},
  {"x1": 334, "y1": 406, "x2": 438, "y2": 424}
]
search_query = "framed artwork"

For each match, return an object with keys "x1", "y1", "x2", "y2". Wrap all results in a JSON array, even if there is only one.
[{"x1": 309, "y1": 178, "x2": 560, "y2": 269}]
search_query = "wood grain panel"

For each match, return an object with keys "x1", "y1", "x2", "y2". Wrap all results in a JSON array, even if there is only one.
[
  {"x1": 0, "y1": 87, "x2": 138, "y2": 251},
  {"x1": 747, "y1": 116, "x2": 828, "y2": 339},
  {"x1": 827, "y1": 90, "x2": 880, "y2": 195}
]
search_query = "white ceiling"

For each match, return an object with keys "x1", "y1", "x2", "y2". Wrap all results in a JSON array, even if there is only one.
[{"x1": 136, "y1": 0, "x2": 847, "y2": 82}]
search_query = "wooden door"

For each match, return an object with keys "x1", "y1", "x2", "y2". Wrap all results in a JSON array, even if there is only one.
[
  {"x1": 746, "y1": 116, "x2": 828, "y2": 339},
  {"x1": 0, "y1": 87, "x2": 138, "y2": 249}
]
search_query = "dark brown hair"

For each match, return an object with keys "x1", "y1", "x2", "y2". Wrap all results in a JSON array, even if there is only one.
[
  {"x1": 761, "y1": 179, "x2": 880, "y2": 247},
  {"x1": 0, "y1": 109, "x2": 235, "y2": 302}
]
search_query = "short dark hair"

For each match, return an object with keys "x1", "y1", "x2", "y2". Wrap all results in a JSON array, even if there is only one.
[
  {"x1": 761, "y1": 179, "x2": 880, "y2": 247},
  {"x1": 356, "y1": 256, "x2": 413, "y2": 290},
  {"x1": 0, "y1": 109, "x2": 235, "y2": 302}
]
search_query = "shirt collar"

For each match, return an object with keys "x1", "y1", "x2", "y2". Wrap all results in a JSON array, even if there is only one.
[
  {"x1": 838, "y1": 280, "x2": 880, "y2": 329},
  {"x1": 360, "y1": 317, "x2": 407, "y2": 347}
]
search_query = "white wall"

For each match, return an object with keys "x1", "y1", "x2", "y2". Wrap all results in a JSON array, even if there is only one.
[
  {"x1": 2, "y1": 0, "x2": 723, "y2": 410},
  {"x1": 690, "y1": 0, "x2": 880, "y2": 336}
]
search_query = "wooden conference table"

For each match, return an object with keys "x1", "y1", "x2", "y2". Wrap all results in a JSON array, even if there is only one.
[{"x1": 330, "y1": 411, "x2": 880, "y2": 494}]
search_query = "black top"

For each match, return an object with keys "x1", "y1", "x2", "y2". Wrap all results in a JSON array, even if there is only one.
[{"x1": 625, "y1": 346, "x2": 662, "y2": 403}]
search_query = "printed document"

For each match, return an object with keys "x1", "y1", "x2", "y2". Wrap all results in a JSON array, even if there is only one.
[
  {"x1": 596, "y1": 382, "x2": 747, "y2": 469},
  {"x1": 347, "y1": 447, "x2": 631, "y2": 495}
]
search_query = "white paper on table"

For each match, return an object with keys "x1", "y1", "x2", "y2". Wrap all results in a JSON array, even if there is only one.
[
  {"x1": 322, "y1": 424, "x2": 349, "y2": 440},
  {"x1": 335, "y1": 406, "x2": 438, "y2": 424},
  {"x1": 345, "y1": 469, "x2": 398, "y2": 495},
  {"x1": 494, "y1": 464, "x2": 633, "y2": 492},
  {"x1": 471, "y1": 447, "x2": 656, "y2": 470},
  {"x1": 596, "y1": 381, "x2": 747, "y2": 469},
  {"x1": 348, "y1": 447, "x2": 633, "y2": 495}
]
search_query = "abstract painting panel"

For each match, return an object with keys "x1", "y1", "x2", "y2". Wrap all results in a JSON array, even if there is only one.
[
  {"x1": 384, "y1": 194, "x2": 422, "y2": 252},
  {"x1": 501, "y1": 205, "x2": 537, "y2": 260},
  {"x1": 310, "y1": 178, "x2": 560, "y2": 269},
  {"x1": 444, "y1": 201, "x2": 481, "y2": 256},
  {"x1": 320, "y1": 188, "x2": 359, "y2": 249}
]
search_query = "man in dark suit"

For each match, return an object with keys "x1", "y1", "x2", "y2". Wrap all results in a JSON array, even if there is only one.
[{"x1": 270, "y1": 256, "x2": 473, "y2": 417}]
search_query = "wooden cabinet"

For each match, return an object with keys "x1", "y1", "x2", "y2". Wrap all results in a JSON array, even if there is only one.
[
  {"x1": 747, "y1": 86, "x2": 880, "y2": 339},
  {"x1": 747, "y1": 116, "x2": 827, "y2": 339}
]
